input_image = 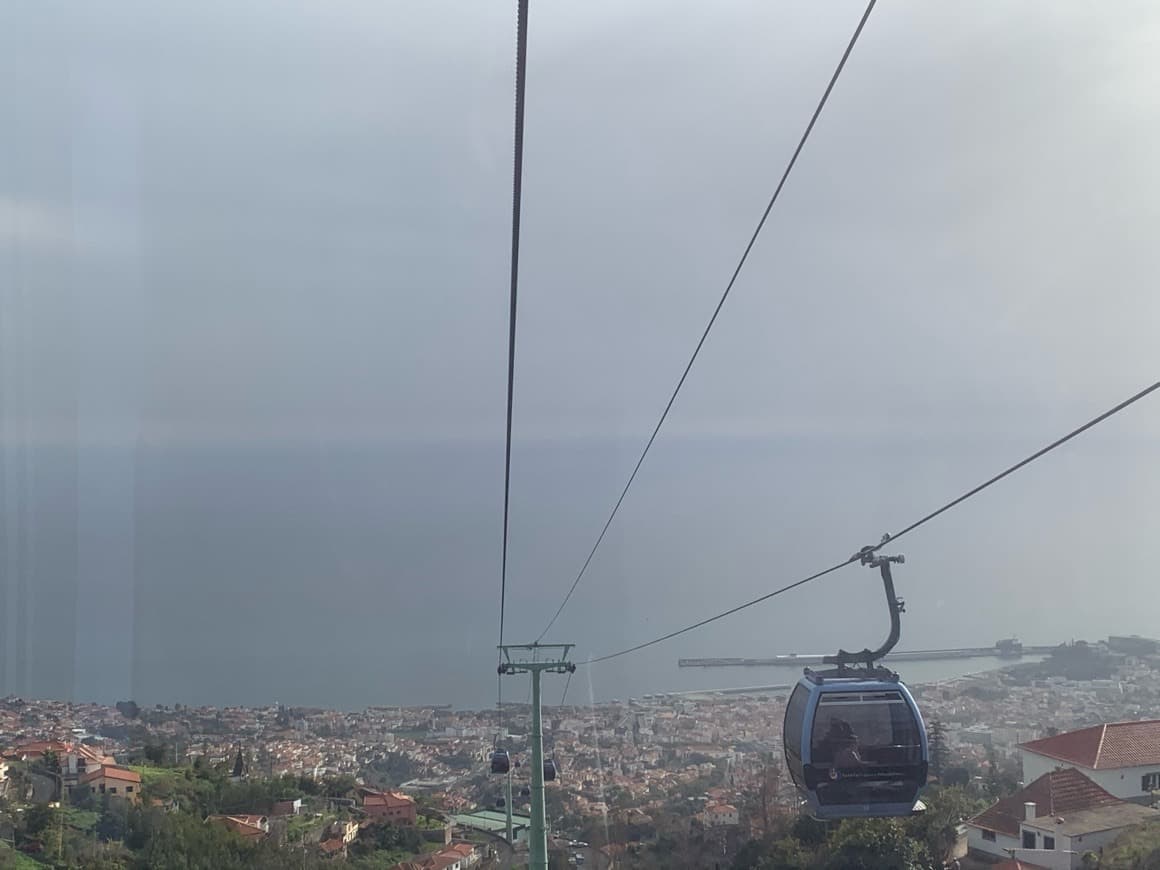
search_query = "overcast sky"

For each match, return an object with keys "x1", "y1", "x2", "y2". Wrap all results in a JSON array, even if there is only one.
[{"x1": 1, "y1": 0, "x2": 1159, "y2": 708}]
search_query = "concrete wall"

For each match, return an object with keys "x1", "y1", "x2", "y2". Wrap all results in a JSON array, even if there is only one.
[
  {"x1": 1004, "y1": 848, "x2": 1075, "y2": 870},
  {"x1": 1022, "y1": 821, "x2": 1132, "y2": 866},
  {"x1": 965, "y1": 824, "x2": 1018, "y2": 861},
  {"x1": 1065, "y1": 825, "x2": 1130, "y2": 861},
  {"x1": 421, "y1": 821, "x2": 453, "y2": 845}
]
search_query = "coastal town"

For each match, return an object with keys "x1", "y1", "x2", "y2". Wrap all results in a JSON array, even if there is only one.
[{"x1": 1, "y1": 636, "x2": 1160, "y2": 866}]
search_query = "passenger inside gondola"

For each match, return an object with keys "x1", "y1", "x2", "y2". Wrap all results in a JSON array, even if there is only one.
[
  {"x1": 809, "y1": 697, "x2": 925, "y2": 806},
  {"x1": 835, "y1": 738, "x2": 863, "y2": 769},
  {"x1": 819, "y1": 718, "x2": 863, "y2": 770}
]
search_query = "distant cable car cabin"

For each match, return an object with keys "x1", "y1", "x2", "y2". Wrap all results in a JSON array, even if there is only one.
[
  {"x1": 520, "y1": 786, "x2": 531, "y2": 798},
  {"x1": 490, "y1": 750, "x2": 510, "y2": 775},
  {"x1": 495, "y1": 797, "x2": 506, "y2": 809},
  {"x1": 782, "y1": 545, "x2": 928, "y2": 819},
  {"x1": 543, "y1": 759, "x2": 558, "y2": 782}
]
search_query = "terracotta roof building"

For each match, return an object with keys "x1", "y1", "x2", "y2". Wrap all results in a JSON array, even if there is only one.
[
  {"x1": 1022, "y1": 721, "x2": 1160, "y2": 769},
  {"x1": 78, "y1": 766, "x2": 142, "y2": 803},
  {"x1": 970, "y1": 768, "x2": 1121, "y2": 838},
  {"x1": 966, "y1": 767, "x2": 1158, "y2": 865},
  {"x1": 5, "y1": 740, "x2": 69, "y2": 763},
  {"x1": 206, "y1": 814, "x2": 270, "y2": 840},
  {"x1": 1020, "y1": 720, "x2": 1160, "y2": 804},
  {"x1": 360, "y1": 788, "x2": 417, "y2": 825}
]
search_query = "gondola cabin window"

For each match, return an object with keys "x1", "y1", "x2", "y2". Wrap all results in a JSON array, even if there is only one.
[{"x1": 810, "y1": 691, "x2": 923, "y2": 768}]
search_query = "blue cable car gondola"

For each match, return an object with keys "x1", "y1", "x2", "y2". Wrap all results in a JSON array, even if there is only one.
[
  {"x1": 490, "y1": 749, "x2": 510, "y2": 775},
  {"x1": 543, "y1": 759, "x2": 558, "y2": 782},
  {"x1": 783, "y1": 546, "x2": 929, "y2": 820}
]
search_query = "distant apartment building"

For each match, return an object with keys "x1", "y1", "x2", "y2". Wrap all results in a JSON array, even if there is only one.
[
  {"x1": 700, "y1": 804, "x2": 739, "y2": 827},
  {"x1": 78, "y1": 766, "x2": 142, "y2": 803},
  {"x1": 389, "y1": 841, "x2": 478, "y2": 870},
  {"x1": 5, "y1": 740, "x2": 69, "y2": 767},
  {"x1": 1019, "y1": 720, "x2": 1160, "y2": 803},
  {"x1": 359, "y1": 787, "x2": 417, "y2": 825},
  {"x1": 1107, "y1": 635, "x2": 1160, "y2": 656},
  {"x1": 328, "y1": 818, "x2": 360, "y2": 845},
  {"x1": 5, "y1": 740, "x2": 118, "y2": 790},
  {"x1": 61, "y1": 744, "x2": 118, "y2": 785},
  {"x1": 272, "y1": 797, "x2": 302, "y2": 816}
]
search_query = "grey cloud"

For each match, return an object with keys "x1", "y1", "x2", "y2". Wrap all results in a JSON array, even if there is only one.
[{"x1": 1, "y1": 0, "x2": 1158, "y2": 707}]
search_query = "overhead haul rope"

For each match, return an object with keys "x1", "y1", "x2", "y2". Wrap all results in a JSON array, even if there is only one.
[
  {"x1": 498, "y1": 0, "x2": 531, "y2": 732},
  {"x1": 537, "y1": 0, "x2": 881, "y2": 643},
  {"x1": 584, "y1": 380, "x2": 1160, "y2": 664}
]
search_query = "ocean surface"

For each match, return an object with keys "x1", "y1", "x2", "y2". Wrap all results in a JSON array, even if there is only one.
[
  {"x1": 559, "y1": 656, "x2": 1043, "y2": 711},
  {"x1": 0, "y1": 439, "x2": 1120, "y2": 712}
]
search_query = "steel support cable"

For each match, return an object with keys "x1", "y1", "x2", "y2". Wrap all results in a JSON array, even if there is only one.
[
  {"x1": 499, "y1": 0, "x2": 531, "y2": 724},
  {"x1": 536, "y1": 0, "x2": 879, "y2": 643},
  {"x1": 584, "y1": 379, "x2": 1160, "y2": 665},
  {"x1": 559, "y1": 671, "x2": 573, "y2": 708},
  {"x1": 872, "y1": 380, "x2": 1160, "y2": 550}
]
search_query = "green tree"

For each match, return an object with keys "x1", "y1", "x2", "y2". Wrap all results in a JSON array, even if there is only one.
[
  {"x1": 823, "y1": 819, "x2": 927, "y2": 870},
  {"x1": 942, "y1": 766, "x2": 971, "y2": 788},
  {"x1": 983, "y1": 745, "x2": 1020, "y2": 799},
  {"x1": 348, "y1": 821, "x2": 423, "y2": 858},
  {"x1": 790, "y1": 814, "x2": 827, "y2": 848},
  {"x1": 906, "y1": 786, "x2": 984, "y2": 866},
  {"x1": 732, "y1": 836, "x2": 813, "y2": 870},
  {"x1": 115, "y1": 700, "x2": 141, "y2": 720},
  {"x1": 143, "y1": 742, "x2": 169, "y2": 766},
  {"x1": 23, "y1": 802, "x2": 54, "y2": 837},
  {"x1": 732, "y1": 839, "x2": 769, "y2": 869},
  {"x1": 231, "y1": 747, "x2": 246, "y2": 778},
  {"x1": 1098, "y1": 819, "x2": 1160, "y2": 869},
  {"x1": 927, "y1": 719, "x2": 948, "y2": 783},
  {"x1": 129, "y1": 808, "x2": 260, "y2": 870},
  {"x1": 321, "y1": 774, "x2": 358, "y2": 797},
  {"x1": 96, "y1": 795, "x2": 134, "y2": 842}
]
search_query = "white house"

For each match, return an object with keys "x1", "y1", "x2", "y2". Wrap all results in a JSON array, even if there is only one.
[
  {"x1": 700, "y1": 804, "x2": 739, "y2": 827},
  {"x1": 1019, "y1": 720, "x2": 1160, "y2": 803},
  {"x1": 1021, "y1": 802, "x2": 1157, "y2": 864},
  {"x1": 61, "y1": 744, "x2": 117, "y2": 784},
  {"x1": 966, "y1": 767, "x2": 1158, "y2": 867}
]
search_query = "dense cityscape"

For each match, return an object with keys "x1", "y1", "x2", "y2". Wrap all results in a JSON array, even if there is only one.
[{"x1": 2, "y1": 636, "x2": 1160, "y2": 867}]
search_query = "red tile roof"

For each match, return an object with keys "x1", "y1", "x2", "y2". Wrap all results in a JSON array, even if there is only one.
[
  {"x1": 363, "y1": 790, "x2": 415, "y2": 809},
  {"x1": 1020, "y1": 720, "x2": 1160, "y2": 769},
  {"x1": 78, "y1": 766, "x2": 142, "y2": 785},
  {"x1": 968, "y1": 768, "x2": 1122, "y2": 836},
  {"x1": 74, "y1": 745, "x2": 111, "y2": 764},
  {"x1": 12, "y1": 740, "x2": 69, "y2": 758},
  {"x1": 206, "y1": 815, "x2": 267, "y2": 839}
]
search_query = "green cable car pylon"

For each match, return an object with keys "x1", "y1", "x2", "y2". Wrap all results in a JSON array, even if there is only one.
[{"x1": 498, "y1": 643, "x2": 575, "y2": 870}]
